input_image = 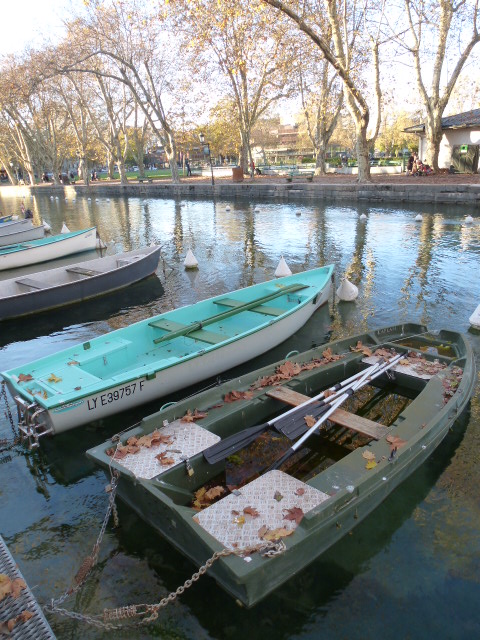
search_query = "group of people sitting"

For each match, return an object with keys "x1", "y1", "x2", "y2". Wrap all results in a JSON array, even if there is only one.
[{"x1": 407, "y1": 153, "x2": 434, "y2": 176}]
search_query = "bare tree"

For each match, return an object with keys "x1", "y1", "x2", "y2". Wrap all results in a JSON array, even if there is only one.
[{"x1": 401, "y1": 0, "x2": 480, "y2": 169}]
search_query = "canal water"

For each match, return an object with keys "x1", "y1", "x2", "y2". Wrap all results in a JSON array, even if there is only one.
[{"x1": 0, "y1": 192, "x2": 479, "y2": 639}]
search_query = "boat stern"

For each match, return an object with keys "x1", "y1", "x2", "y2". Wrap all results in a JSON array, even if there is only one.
[{"x1": 9, "y1": 394, "x2": 53, "y2": 449}]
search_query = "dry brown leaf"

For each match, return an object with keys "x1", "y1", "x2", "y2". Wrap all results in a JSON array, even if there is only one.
[
  {"x1": 205, "y1": 486, "x2": 225, "y2": 501},
  {"x1": 243, "y1": 506, "x2": 260, "y2": 518},
  {"x1": 262, "y1": 527, "x2": 295, "y2": 542},
  {"x1": 18, "y1": 373, "x2": 33, "y2": 383},
  {"x1": 386, "y1": 435, "x2": 407, "y2": 449},
  {"x1": 362, "y1": 450, "x2": 376, "y2": 460},
  {"x1": 304, "y1": 415, "x2": 316, "y2": 428},
  {"x1": 10, "y1": 578, "x2": 26, "y2": 599},
  {"x1": 223, "y1": 390, "x2": 253, "y2": 403},
  {"x1": 0, "y1": 574, "x2": 12, "y2": 601},
  {"x1": 274, "y1": 491, "x2": 283, "y2": 502},
  {"x1": 283, "y1": 507, "x2": 304, "y2": 525},
  {"x1": 295, "y1": 487, "x2": 305, "y2": 496},
  {"x1": 181, "y1": 408, "x2": 209, "y2": 421},
  {"x1": 155, "y1": 452, "x2": 175, "y2": 466},
  {"x1": 68, "y1": 360, "x2": 80, "y2": 366},
  {"x1": 47, "y1": 373, "x2": 62, "y2": 383}
]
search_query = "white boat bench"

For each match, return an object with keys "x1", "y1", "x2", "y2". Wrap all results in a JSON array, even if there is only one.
[
  {"x1": 214, "y1": 297, "x2": 285, "y2": 316},
  {"x1": 266, "y1": 386, "x2": 388, "y2": 440},
  {"x1": 15, "y1": 277, "x2": 47, "y2": 290},
  {"x1": 66, "y1": 266, "x2": 102, "y2": 277},
  {"x1": 149, "y1": 318, "x2": 229, "y2": 345}
]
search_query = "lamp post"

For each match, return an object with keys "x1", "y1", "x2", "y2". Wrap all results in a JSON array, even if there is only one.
[{"x1": 199, "y1": 132, "x2": 214, "y2": 186}]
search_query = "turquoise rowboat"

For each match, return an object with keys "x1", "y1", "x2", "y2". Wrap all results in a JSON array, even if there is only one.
[
  {"x1": 86, "y1": 324, "x2": 475, "y2": 609},
  {"x1": 0, "y1": 227, "x2": 98, "y2": 271},
  {"x1": 2, "y1": 265, "x2": 334, "y2": 444}
]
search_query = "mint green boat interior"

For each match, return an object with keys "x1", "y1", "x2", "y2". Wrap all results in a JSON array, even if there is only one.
[
  {"x1": 0, "y1": 227, "x2": 97, "y2": 256},
  {"x1": 1, "y1": 265, "x2": 334, "y2": 410},
  {"x1": 86, "y1": 323, "x2": 475, "y2": 607}
]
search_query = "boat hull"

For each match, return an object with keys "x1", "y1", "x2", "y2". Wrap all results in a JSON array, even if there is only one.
[
  {"x1": 0, "y1": 224, "x2": 45, "y2": 246},
  {"x1": 0, "y1": 228, "x2": 97, "y2": 271},
  {"x1": 0, "y1": 246, "x2": 161, "y2": 321},
  {"x1": 2, "y1": 265, "x2": 333, "y2": 437},
  {"x1": 87, "y1": 324, "x2": 475, "y2": 607}
]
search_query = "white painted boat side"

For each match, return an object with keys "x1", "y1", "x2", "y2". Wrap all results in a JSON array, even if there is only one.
[
  {"x1": 19, "y1": 280, "x2": 331, "y2": 434},
  {"x1": 0, "y1": 229, "x2": 98, "y2": 271},
  {"x1": 0, "y1": 225, "x2": 45, "y2": 247}
]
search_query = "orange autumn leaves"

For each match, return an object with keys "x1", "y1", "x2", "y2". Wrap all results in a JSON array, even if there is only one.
[{"x1": 0, "y1": 574, "x2": 33, "y2": 634}]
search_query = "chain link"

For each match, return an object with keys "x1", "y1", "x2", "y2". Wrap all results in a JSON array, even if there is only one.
[{"x1": 0, "y1": 382, "x2": 20, "y2": 455}]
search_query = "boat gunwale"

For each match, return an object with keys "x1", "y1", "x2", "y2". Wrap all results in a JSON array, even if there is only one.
[
  {"x1": 2, "y1": 265, "x2": 334, "y2": 410},
  {"x1": 0, "y1": 226, "x2": 97, "y2": 256}
]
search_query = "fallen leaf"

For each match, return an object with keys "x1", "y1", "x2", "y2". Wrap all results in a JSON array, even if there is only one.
[
  {"x1": 223, "y1": 390, "x2": 253, "y2": 403},
  {"x1": 295, "y1": 487, "x2": 305, "y2": 496},
  {"x1": 18, "y1": 373, "x2": 33, "y2": 383},
  {"x1": 18, "y1": 611, "x2": 34, "y2": 623},
  {"x1": 205, "y1": 486, "x2": 225, "y2": 501},
  {"x1": 68, "y1": 360, "x2": 80, "y2": 366},
  {"x1": 47, "y1": 373, "x2": 62, "y2": 383},
  {"x1": 283, "y1": 506, "x2": 304, "y2": 525},
  {"x1": 365, "y1": 460, "x2": 377, "y2": 470},
  {"x1": 10, "y1": 578, "x2": 26, "y2": 599},
  {"x1": 0, "y1": 574, "x2": 12, "y2": 601},
  {"x1": 258, "y1": 524, "x2": 269, "y2": 538},
  {"x1": 156, "y1": 452, "x2": 175, "y2": 466},
  {"x1": 362, "y1": 450, "x2": 376, "y2": 460},
  {"x1": 304, "y1": 415, "x2": 316, "y2": 428},
  {"x1": 262, "y1": 527, "x2": 295, "y2": 542},
  {"x1": 181, "y1": 408, "x2": 209, "y2": 422},
  {"x1": 243, "y1": 506, "x2": 260, "y2": 518},
  {"x1": 386, "y1": 435, "x2": 407, "y2": 449},
  {"x1": 233, "y1": 515, "x2": 245, "y2": 526},
  {"x1": 274, "y1": 491, "x2": 283, "y2": 502}
]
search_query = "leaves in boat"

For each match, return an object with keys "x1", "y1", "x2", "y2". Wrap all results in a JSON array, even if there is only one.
[
  {"x1": 192, "y1": 485, "x2": 226, "y2": 510},
  {"x1": 365, "y1": 460, "x2": 377, "y2": 470},
  {"x1": 233, "y1": 515, "x2": 245, "y2": 526},
  {"x1": 0, "y1": 610, "x2": 34, "y2": 634},
  {"x1": 205, "y1": 485, "x2": 225, "y2": 501},
  {"x1": 156, "y1": 452, "x2": 175, "y2": 466},
  {"x1": 295, "y1": 487, "x2": 305, "y2": 496},
  {"x1": 106, "y1": 444, "x2": 140, "y2": 459},
  {"x1": 181, "y1": 408, "x2": 208, "y2": 422},
  {"x1": 350, "y1": 341, "x2": 373, "y2": 357},
  {"x1": 259, "y1": 526, "x2": 294, "y2": 542},
  {"x1": 224, "y1": 390, "x2": 254, "y2": 403},
  {"x1": 362, "y1": 450, "x2": 376, "y2": 460},
  {"x1": 133, "y1": 430, "x2": 173, "y2": 448},
  {"x1": 274, "y1": 491, "x2": 284, "y2": 502},
  {"x1": 67, "y1": 360, "x2": 80, "y2": 366},
  {"x1": 304, "y1": 415, "x2": 316, "y2": 428},
  {"x1": 250, "y1": 353, "x2": 346, "y2": 389},
  {"x1": 386, "y1": 435, "x2": 407, "y2": 450},
  {"x1": 243, "y1": 506, "x2": 260, "y2": 518},
  {"x1": 47, "y1": 373, "x2": 62, "y2": 383},
  {"x1": 0, "y1": 574, "x2": 26, "y2": 602},
  {"x1": 17, "y1": 373, "x2": 33, "y2": 383},
  {"x1": 283, "y1": 506, "x2": 304, "y2": 525}
]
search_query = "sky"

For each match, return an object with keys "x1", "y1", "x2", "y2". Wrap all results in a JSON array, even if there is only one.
[{"x1": 0, "y1": 0, "x2": 71, "y2": 55}]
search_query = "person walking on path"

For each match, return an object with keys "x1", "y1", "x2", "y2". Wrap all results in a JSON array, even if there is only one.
[{"x1": 186, "y1": 159, "x2": 192, "y2": 176}]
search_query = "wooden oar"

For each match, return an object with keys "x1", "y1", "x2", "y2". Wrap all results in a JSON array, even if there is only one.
[
  {"x1": 152, "y1": 282, "x2": 308, "y2": 344},
  {"x1": 265, "y1": 353, "x2": 403, "y2": 472},
  {"x1": 203, "y1": 355, "x2": 401, "y2": 464}
]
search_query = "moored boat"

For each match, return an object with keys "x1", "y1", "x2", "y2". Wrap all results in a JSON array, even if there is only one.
[
  {"x1": 86, "y1": 323, "x2": 475, "y2": 608},
  {"x1": 0, "y1": 221, "x2": 45, "y2": 246},
  {"x1": 2, "y1": 265, "x2": 334, "y2": 441},
  {"x1": 0, "y1": 227, "x2": 97, "y2": 271},
  {"x1": 0, "y1": 245, "x2": 161, "y2": 321}
]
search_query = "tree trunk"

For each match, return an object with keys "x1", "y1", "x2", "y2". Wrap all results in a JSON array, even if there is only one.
[
  {"x1": 315, "y1": 147, "x2": 327, "y2": 175},
  {"x1": 424, "y1": 113, "x2": 443, "y2": 170},
  {"x1": 165, "y1": 130, "x2": 180, "y2": 182},
  {"x1": 240, "y1": 134, "x2": 250, "y2": 174},
  {"x1": 117, "y1": 160, "x2": 128, "y2": 185},
  {"x1": 355, "y1": 123, "x2": 371, "y2": 182}
]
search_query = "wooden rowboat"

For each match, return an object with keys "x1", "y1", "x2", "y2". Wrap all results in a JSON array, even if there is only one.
[
  {"x1": 0, "y1": 221, "x2": 45, "y2": 246},
  {"x1": 0, "y1": 245, "x2": 161, "y2": 321},
  {"x1": 2, "y1": 265, "x2": 334, "y2": 441},
  {"x1": 0, "y1": 227, "x2": 97, "y2": 271},
  {"x1": 86, "y1": 323, "x2": 475, "y2": 608}
]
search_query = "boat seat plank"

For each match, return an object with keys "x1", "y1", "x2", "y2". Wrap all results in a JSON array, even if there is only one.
[
  {"x1": 266, "y1": 386, "x2": 386, "y2": 440},
  {"x1": 15, "y1": 277, "x2": 47, "y2": 290},
  {"x1": 214, "y1": 297, "x2": 285, "y2": 316},
  {"x1": 66, "y1": 266, "x2": 102, "y2": 276},
  {"x1": 150, "y1": 318, "x2": 228, "y2": 345}
]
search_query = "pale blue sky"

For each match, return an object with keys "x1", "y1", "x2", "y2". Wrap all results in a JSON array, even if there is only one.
[{"x1": 0, "y1": 0, "x2": 71, "y2": 55}]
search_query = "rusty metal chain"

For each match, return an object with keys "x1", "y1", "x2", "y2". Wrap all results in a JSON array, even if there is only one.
[{"x1": 0, "y1": 381, "x2": 19, "y2": 455}]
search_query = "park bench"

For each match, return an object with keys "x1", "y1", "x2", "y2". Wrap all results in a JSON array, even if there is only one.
[
  {"x1": 286, "y1": 170, "x2": 314, "y2": 183},
  {"x1": 137, "y1": 177, "x2": 153, "y2": 183}
]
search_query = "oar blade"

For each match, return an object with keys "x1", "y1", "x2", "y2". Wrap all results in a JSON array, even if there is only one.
[{"x1": 203, "y1": 422, "x2": 269, "y2": 465}]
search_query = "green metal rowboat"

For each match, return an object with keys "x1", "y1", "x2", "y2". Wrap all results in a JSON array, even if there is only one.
[
  {"x1": 2, "y1": 265, "x2": 333, "y2": 445},
  {"x1": 87, "y1": 323, "x2": 475, "y2": 609}
]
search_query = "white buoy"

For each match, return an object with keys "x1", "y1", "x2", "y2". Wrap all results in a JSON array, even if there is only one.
[
  {"x1": 42, "y1": 219, "x2": 51, "y2": 232},
  {"x1": 360, "y1": 213, "x2": 367, "y2": 220},
  {"x1": 336, "y1": 277, "x2": 359, "y2": 302},
  {"x1": 465, "y1": 215, "x2": 474, "y2": 224},
  {"x1": 296, "y1": 211, "x2": 301, "y2": 216},
  {"x1": 60, "y1": 222, "x2": 70, "y2": 234},
  {"x1": 225, "y1": 205, "x2": 231, "y2": 211},
  {"x1": 95, "y1": 198, "x2": 99, "y2": 202},
  {"x1": 184, "y1": 249, "x2": 199, "y2": 269},
  {"x1": 275, "y1": 256, "x2": 292, "y2": 277},
  {"x1": 50, "y1": 196, "x2": 53, "y2": 200},
  {"x1": 469, "y1": 303, "x2": 480, "y2": 329},
  {"x1": 415, "y1": 214, "x2": 423, "y2": 222},
  {"x1": 88, "y1": 197, "x2": 91, "y2": 202}
]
